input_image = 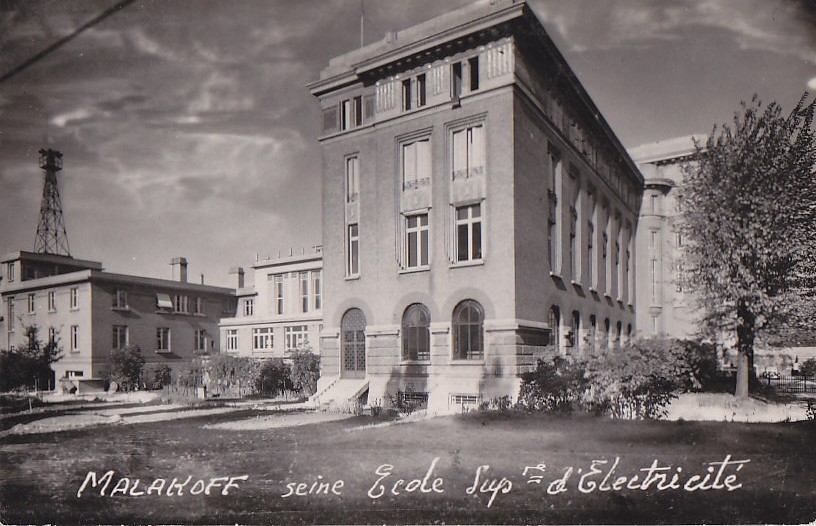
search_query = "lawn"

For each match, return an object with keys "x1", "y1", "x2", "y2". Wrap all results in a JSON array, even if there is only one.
[{"x1": 1, "y1": 408, "x2": 814, "y2": 524}]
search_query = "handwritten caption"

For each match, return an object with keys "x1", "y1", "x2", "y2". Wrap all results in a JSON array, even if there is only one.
[{"x1": 77, "y1": 455, "x2": 749, "y2": 508}]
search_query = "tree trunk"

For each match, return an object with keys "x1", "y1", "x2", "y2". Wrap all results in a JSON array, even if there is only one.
[{"x1": 734, "y1": 299, "x2": 755, "y2": 398}]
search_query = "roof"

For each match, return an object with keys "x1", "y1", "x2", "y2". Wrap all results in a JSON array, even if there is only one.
[{"x1": 628, "y1": 135, "x2": 707, "y2": 164}]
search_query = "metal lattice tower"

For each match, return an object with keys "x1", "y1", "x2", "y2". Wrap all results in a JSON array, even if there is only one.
[{"x1": 34, "y1": 148, "x2": 71, "y2": 256}]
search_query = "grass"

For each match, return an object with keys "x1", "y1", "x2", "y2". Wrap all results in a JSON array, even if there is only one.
[{"x1": 1, "y1": 407, "x2": 814, "y2": 524}]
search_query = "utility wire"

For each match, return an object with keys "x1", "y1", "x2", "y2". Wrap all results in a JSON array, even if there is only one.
[{"x1": 0, "y1": 0, "x2": 136, "y2": 85}]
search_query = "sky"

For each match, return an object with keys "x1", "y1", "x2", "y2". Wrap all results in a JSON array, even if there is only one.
[{"x1": 0, "y1": 0, "x2": 814, "y2": 287}]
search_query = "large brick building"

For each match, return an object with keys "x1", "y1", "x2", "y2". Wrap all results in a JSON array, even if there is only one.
[{"x1": 308, "y1": 0, "x2": 643, "y2": 412}]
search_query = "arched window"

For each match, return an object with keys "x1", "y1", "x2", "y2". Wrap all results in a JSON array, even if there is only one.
[
  {"x1": 615, "y1": 321, "x2": 622, "y2": 348},
  {"x1": 402, "y1": 303, "x2": 430, "y2": 361},
  {"x1": 569, "y1": 310, "x2": 580, "y2": 348},
  {"x1": 548, "y1": 306, "x2": 561, "y2": 350},
  {"x1": 341, "y1": 308, "x2": 366, "y2": 376},
  {"x1": 452, "y1": 300, "x2": 484, "y2": 360}
]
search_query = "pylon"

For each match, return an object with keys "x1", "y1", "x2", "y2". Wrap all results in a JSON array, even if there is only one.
[{"x1": 33, "y1": 148, "x2": 71, "y2": 256}]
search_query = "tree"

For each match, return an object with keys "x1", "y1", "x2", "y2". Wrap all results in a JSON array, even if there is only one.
[
  {"x1": 0, "y1": 324, "x2": 62, "y2": 391},
  {"x1": 288, "y1": 348, "x2": 320, "y2": 396},
  {"x1": 680, "y1": 93, "x2": 816, "y2": 397},
  {"x1": 106, "y1": 345, "x2": 146, "y2": 392}
]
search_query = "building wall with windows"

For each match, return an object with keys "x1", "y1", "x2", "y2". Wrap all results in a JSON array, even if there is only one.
[
  {"x1": 218, "y1": 249, "x2": 323, "y2": 360},
  {"x1": 1, "y1": 251, "x2": 236, "y2": 384},
  {"x1": 629, "y1": 136, "x2": 702, "y2": 340},
  {"x1": 309, "y1": 0, "x2": 643, "y2": 412}
]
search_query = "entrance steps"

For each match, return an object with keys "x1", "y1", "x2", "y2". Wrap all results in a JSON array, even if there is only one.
[{"x1": 309, "y1": 377, "x2": 369, "y2": 410}]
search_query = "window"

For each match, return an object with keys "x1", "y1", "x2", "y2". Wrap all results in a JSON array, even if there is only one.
[
  {"x1": 339, "y1": 96, "x2": 362, "y2": 130},
  {"x1": 587, "y1": 216, "x2": 595, "y2": 287},
  {"x1": 48, "y1": 326, "x2": 56, "y2": 344},
  {"x1": 548, "y1": 149, "x2": 561, "y2": 273},
  {"x1": 7, "y1": 262, "x2": 15, "y2": 282},
  {"x1": 455, "y1": 204, "x2": 482, "y2": 262},
  {"x1": 285, "y1": 325, "x2": 309, "y2": 352},
  {"x1": 194, "y1": 329, "x2": 206, "y2": 352},
  {"x1": 603, "y1": 318, "x2": 611, "y2": 349},
  {"x1": 274, "y1": 275, "x2": 284, "y2": 314},
  {"x1": 650, "y1": 316, "x2": 659, "y2": 334},
  {"x1": 650, "y1": 258, "x2": 658, "y2": 304},
  {"x1": 48, "y1": 291, "x2": 56, "y2": 312},
  {"x1": 548, "y1": 306, "x2": 560, "y2": 351},
  {"x1": 243, "y1": 298, "x2": 254, "y2": 317},
  {"x1": 402, "y1": 138, "x2": 431, "y2": 190},
  {"x1": 70, "y1": 325, "x2": 79, "y2": 353},
  {"x1": 451, "y1": 62, "x2": 462, "y2": 100},
  {"x1": 112, "y1": 325, "x2": 128, "y2": 349},
  {"x1": 7, "y1": 299, "x2": 14, "y2": 332},
  {"x1": 194, "y1": 297, "x2": 204, "y2": 315},
  {"x1": 27, "y1": 293, "x2": 35, "y2": 314},
  {"x1": 253, "y1": 327, "x2": 273, "y2": 352},
  {"x1": 402, "y1": 303, "x2": 430, "y2": 361},
  {"x1": 66, "y1": 370, "x2": 84, "y2": 378},
  {"x1": 406, "y1": 214, "x2": 429, "y2": 268},
  {"x1": 347, "y1": 223, "x2": 360, "y2": 276},
  {"x1": 468, "y1": 56, "x2": 479, "y2": 91},
  {"x1": 452, "y1": 300, "x2": 484, "y2": 360},
  {"x1": 312, "y1": 271, "x2": 321, "y2": 310},
  {"x1": 157, "y1": 293, "x2": 174, "y2": 310},
  {"x1": 650, "y1": 194, "x2": 658, "y2": 214},
  {"x1": 416, "y1": 74, "x2": 427, "y2": 107},
  {"x1": 300, "y1": 272, "x2": 309, "y2": 313},
  {"x1": 615, "y1": 237, "x2": 621, "y2": 298},
  {"x1": 603, "y1": 218, "x2": 611, "y2": 295},
  {"x1": 649, "y1": 230, "x2": 658, "y2": 250},
  {"x1": 113, "y1": 289, "x2": 128, "y2": 309},
  {"x1": 588, "y1": 315, "x2": 597, "y2": 352},
  {"x1": 676, "y1": 262, "x2": 684, "y2": 293},
  {"x1": 70, "y1": 288, "x2": 78, "y2": 309},
  {"x1": 568, "y1": 311, "x2": 580, "y2": 348},
  {"x1": 569, "y1": 178, "x2": 581, "y2": 281},
  {"x1": 156, "y1": 327, "x2": 171, "y2": 353},
  {"x1": 174, "y1": 294, "x2": 189, "y2": 314},
  {"x1": 345, "y1": 156, "x2": 360, "y2": 203},
  {"x1": 226, "y1": 329, "x2": 239, "y2": 351},
  {"x1": 615, "y1": 322, "x2": 622, "y2": 348},
  {"x1": 676, "y1": 232, "x2": 684, "y2": 247},
  {"x1": 402, "y1": 78, "x2": 412, "y2": 111},
  {"x1": 451, "y1": 124, "x2": 485, "y2": 180}
]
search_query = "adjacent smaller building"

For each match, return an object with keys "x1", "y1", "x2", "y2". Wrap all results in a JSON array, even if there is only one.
[
  {"x1": 1, "y1": 251, "x2": 236, "y2": 387},
  {"x1": 219, "y1": 248, "x2": 323, "y2": 360},
  {"x1": 629, "y1": 136, "x2": 703, "y2": 340}
]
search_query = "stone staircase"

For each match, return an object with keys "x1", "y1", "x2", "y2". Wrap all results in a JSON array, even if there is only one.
[{"x1": 309, "y1": 377, "x2": 369, "y2": 410}]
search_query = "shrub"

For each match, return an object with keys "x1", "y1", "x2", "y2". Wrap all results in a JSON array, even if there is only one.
[
  {"x1": 142, "y1": 364, "x2": 172, "y2": 390},
  {"x1": 255, "y1": 359, "x2": 292, "y2": 397},
  {"x1": 106, "y1": 345, "x2": 145, "y2": 392},
  {"x1": 288, "y1": 349, "x2": 320, "y2": 396},
  {"x1": 0, "y1": 325, "x2": 62, "y2": 391},
  {"x1": 206, "y1": 354, "x2": 259, "y2": 397},
  {"x1": 517, "y1": 356, "x2": 587, "y2": 414},
  {"x1": 799, "y1": 358, "x2": 816, "y2": 378}
]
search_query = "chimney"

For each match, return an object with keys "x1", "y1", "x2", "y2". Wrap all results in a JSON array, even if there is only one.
[
  {"x1": 229, "y1": 266, "x2": 245, "y2": 289},
  {"x1": 171, "y1": 257, "x2": 188, "y2": 282}
]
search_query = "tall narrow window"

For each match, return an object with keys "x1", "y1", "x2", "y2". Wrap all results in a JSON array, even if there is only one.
[
  {"x1": 226, "y1": 329, "x2": 239, "y2": 351},
  {"x1": 275, "y1": 275, "x2": 284, "y2": 314},
  {"x1": 174, "y1": 294, "x2": 189, "y2": 314},
  {"x1": 402, "y1": 303, "x2": 430, "y2": 361},
  {"x1": 342, "y1": 309, "x2": 366, "y2": 375},
  {"x1": 48, "y1": 291, "x2": 57, "y2": 312},
  {"x1": 627, "y1": 234, "x2": 635, "y2": 302},
  {"x1": 402, "y1": 139, "x2": 431, "y2": 190},
  {"x1": 650, "y1": 258, "x2": 658, "y2": 304},
  {"x1": 649, "y1": 230, "x2": 657, "y2": 250},
  {"x1": 455, "y1": 204, "x2": 482, "y2": 262},
  {"x1": 312, "y1": 271, "x2": 322, "y2": 310},
  {"x1": 588, "y1": 315, "x2": 597, "y2": 352},
  {"x1": 451, "y1": 62, "x2": 462, "y2": 100},
  {"x1": 195, "y1": 329, "x2": 206, "y2": 352},
  {"x1": 603, "y1": 215, "x2": 611, "y2": 295},
  {"x1": 587, "y1": 216, "x2": 595, "y2": 287},
  {"x1": 70, "y1": 287, "x2": 78, "y2": 309},
  {"x1": 112, "y1": 325, "x2": 128, "y2": 349},
  {"x1": 7, "y1": 262, "x2": 14, "y2": 282},
  {"x1": 347, "y1": 223, "x2": 360, "y2": 276},
  {"x1": 569, "y1": 311, "x2": 580, "y2": 348},
  {"x1": 194, "y1": 297, "x2": 204, "y2": 315},
  {"x1": 345, "y1": 156, "x2": 359, "y2": 203},
  {"x1": 7, "y1": 299, "x2": 13, "y2": 332},
  {"x1": 113, "y1": 289, "x2": 128, "y2": 309},
  {"x1": 452, "y1": 300, "x2": 484, "y2": 360},
  {"x1": 406, "y1": 214, "x2": 429, "y2": 268},
  {"x1": 340, "y1": 99, "x2": 352, "y2": 130},
  {"x1": 353, "y1": 95, "x2": 362, "y2": 126},
  {"x1": 156, "y1": 328, "x2": 171, "y2": 353},
  {"x1": 548, "y1": 150, "x2": 561, "y2": 274},
  {"x1": 416, "y1": 74, "x2": 427, "y2": 107},
  {"x1": 70, "y1": 325, "x2": 79, "y2": 353},
  {"x1": 243, "y1": 298, "x2": 254, "y2": 317},
  {"x1": 27, "y1": 293, "x2": 35, "y2": 313},
  {"x1": 650, "y1": 316, "x2": 659, "y2": 335},
  {"x1": 548, "y1": 306, "x2": 560, "y2": 352},
  {"x1": 468, "y1": 56, "x2": 479, "y2": 91},
  {"x1": 300, "y1": 272, "x2": 310, "y2": 313},
  {"x1": 402, "y1": 79, "x2": 412, "y2": 111},
  {"x1": 452, "y1": 124, "x2": 485, "y2": 180}
]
